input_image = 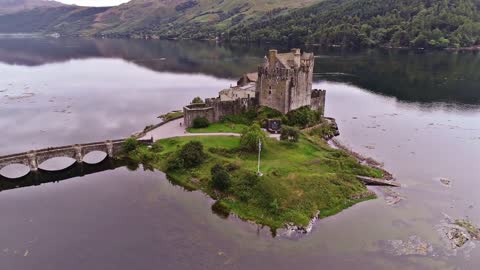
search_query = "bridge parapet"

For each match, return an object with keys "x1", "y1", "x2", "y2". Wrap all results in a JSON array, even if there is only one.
[{"x1": 0, "y1": 138, "x2": 153, "y2": 175}]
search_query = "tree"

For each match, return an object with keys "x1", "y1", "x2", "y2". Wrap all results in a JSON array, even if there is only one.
[
  {"x1": 286, "y1": 106, "x2": 321, "y2": 128},
  {"x1": 179, "y1": 141, "x2": 206, "y2": 168},
  {"x1": 192, "y1": 116, "x2": 209, "y2": 128},
  {"x1": 123, "y1": 137, "x2": 139, "y2": 153},
  {"x1": 280, "y1": 126, "x2": 300, "y2": 142},
  {"x1": 211, "y1": 164, "x2": 231, "y2": 191},
  {"x1": 240, "y1": 124, "x2": 267, "y2": 152},
  {"x1": 191, "y1": 97, "x2": 204, "y2": 104}
]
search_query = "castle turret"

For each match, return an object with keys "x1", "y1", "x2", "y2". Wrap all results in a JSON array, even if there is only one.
[
  {"x1": 268, "y1": 49, "x2": 278, "y2": 69},
  {"x1": 291, "y1": 48, "x2": 301, "y2": 68},
  {"x1": 256, "y1": 49, "x2": 315, "y2": 114}
]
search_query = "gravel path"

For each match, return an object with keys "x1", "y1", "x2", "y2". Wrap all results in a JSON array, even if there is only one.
[{"x1": 141, "y1": 118, "x2": 280, "y2": 141}]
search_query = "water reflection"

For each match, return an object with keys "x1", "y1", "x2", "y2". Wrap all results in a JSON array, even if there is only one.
[
  {"x1": 0, "y1": 158, "x2": 126, "y2": 191},
  {"x1": 0, "y1": 38, "x2": 479, "y2": 106}
]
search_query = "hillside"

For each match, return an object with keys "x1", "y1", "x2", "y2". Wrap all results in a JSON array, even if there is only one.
[
  {"x1": 0, "y1": 0, "x2": 64, "y2": 15},
  {"x1": 91, "y1": 0, "x2": 323, "y2": 38},
  {"x1": 227, "y1": 0, "x2": 480, "y2": 49},
  {"x1": 0, "y1": 5, "x2": 110, "y2": 34},
  {"x1": 0, "y1": 0, "x2": 479, "y2": 49}
]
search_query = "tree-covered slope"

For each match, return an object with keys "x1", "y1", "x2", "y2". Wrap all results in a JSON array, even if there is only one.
[
  {"x1": 92, "y1": 0, "x2": 323, "y2": 38},
  {"x1": 227, "y1": 0, "x2": 480, "y2": 48}
]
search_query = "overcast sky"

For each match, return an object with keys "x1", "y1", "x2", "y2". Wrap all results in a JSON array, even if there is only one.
[{"x1": 56, "y1": 0, "x2": 131, "y2": 7}]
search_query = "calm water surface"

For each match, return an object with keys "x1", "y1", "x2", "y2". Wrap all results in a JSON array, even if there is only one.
[{"x1": 1, "y1": 38, "x2": 479, "y2": 269}]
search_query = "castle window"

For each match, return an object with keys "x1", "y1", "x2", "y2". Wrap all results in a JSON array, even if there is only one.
[{"x1": 269, "y1": 90, "x2": 272, "y2": 95}]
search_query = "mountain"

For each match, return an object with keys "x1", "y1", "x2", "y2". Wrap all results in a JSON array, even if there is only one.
[
  {"x1": 0, "y1": 0, "x2": 479, "y2": 49},
  {"x1": 0, "y1": 0, "x2": 64, "y2": 15},
  {"x1": 91, "y1": 0, "x2": 323, "y2": 38},
  {"x1": 0, "y1": 5, "x2": 110, "y2": 34},
  {"x1": 0, "y1": 0, "x2": 323, "y2": 37}
]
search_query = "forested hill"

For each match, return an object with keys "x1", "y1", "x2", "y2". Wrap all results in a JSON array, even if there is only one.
[
  {"x1": 227, "y1": 0, "x2": 480, "y2": 49},
  {"x1": 0, "y1": 0, "x2": 479, "y2": 49}
]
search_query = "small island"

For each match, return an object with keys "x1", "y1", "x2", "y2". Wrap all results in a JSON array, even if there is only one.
[{"x1": 125, "y1": 49, "x2": 391, "y2": 233}]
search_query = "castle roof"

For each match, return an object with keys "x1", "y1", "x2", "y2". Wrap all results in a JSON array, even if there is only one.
[
  {"x1": 245, "y1": 72, "x2": 258, "y2": 82},
  {"x1": 272, "y1": 50, "x2": 314, "y2": 69}
]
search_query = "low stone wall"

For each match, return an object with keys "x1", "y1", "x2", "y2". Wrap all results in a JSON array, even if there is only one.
[
  {"x1": 183, "y1": 103, "x2": 215, "y2": 128},
  {"x1": 183, "y1": 98, "x2": 256, "y2": 128},
  {"x1": 206, "y1": 97, "x2": 256, "y2": 122}
]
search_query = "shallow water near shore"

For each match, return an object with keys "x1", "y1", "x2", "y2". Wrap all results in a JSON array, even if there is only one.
[{"x1": 1, "y1": 38, "x2": 480, "y2": 269}]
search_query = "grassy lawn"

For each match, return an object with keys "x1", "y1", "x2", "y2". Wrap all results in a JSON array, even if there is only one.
[
  {"x1": 187, "y1": 122, "x2": 248, "y2": 133},
  {"x1": 128, "y1": 133, "x2": 381, "y2": 231}
]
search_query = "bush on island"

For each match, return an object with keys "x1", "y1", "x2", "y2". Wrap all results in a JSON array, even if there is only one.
[
  {"x1": 286, "y1": 106, "x2": 321, "y2": 128},
  {"x1": 280, "y1": 125, "x2": 300, "y2": 143},
  {"x1": 179, "y1": 141, "x2": 206, "y2": 168},
  {"x1": 191, "y1": 96, "x2": 204, "y2": 104},
  {"x1": 240, "y1": 124, "x2": 267, "y2": 152},
  {"x1": 211, "y1": 164, "x2": 231, "y2": 192},
  {"x1": 123, "y1": 137, "x2": 139, "y2": 153},
  {"x1": 192, "y1": 116, "x2": 210, "y2": 128},
  {"x1": 167, "y1": 141, "x2": 206, "y2": 170}
]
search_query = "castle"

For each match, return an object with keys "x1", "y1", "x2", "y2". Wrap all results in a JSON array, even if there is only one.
[{"x1": 183, "y1": 49, "x2": 325, "y2": 128}]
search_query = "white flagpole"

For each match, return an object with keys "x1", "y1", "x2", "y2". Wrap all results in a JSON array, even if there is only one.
[{"x1": 257, "y1": 139, "x2": 263, "y2": 177}]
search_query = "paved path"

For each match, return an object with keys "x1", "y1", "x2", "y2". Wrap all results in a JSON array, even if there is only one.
[{"x1": 141, "y1": 118, "x2": 280, "y2": 141}]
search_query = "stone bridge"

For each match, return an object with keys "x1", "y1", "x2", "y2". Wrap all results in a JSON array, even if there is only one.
[{"x1": 0, "y1": 138, "x2": 153, "y2": 173}]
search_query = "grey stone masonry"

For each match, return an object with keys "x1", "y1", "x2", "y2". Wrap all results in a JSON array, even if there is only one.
[{"x1": 0, "y1": 138, "x2": 153, "y2": 172}]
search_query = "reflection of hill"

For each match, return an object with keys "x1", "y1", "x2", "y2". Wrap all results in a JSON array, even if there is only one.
[
  {"x1": 0, "y1": 38, "x2": 272, "y2": 79},
  {"x1": 312, "y1": 48, "x2": 480, "y2": 105},
  {"x1": 0, "y1": 38, "x2": 479, "y2": 105}
]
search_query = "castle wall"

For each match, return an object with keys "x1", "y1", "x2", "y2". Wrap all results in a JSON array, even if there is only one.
[
  {"x1": 288, "y1": 67, "x2": 313, "y2": 111},
  {"x1": 256, "y1": 51, "x2": 315, "y2": 114},
  {"x1": 183, "y1": 104, "x2": 215, "y2": 128},
  {"x1": 256, "y1": 67, "x2": 292, "y2": 114},
  {"x1": 206, "y1": 97, "x2": 256, "y2": 122},
  {"x1": 310, "y1": 89, "x2": 326, "y2": 116}
]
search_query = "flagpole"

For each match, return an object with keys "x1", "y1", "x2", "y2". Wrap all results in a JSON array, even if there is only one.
[{"x1": 257, "y1": 139, "x2": 263, "y2": 177}]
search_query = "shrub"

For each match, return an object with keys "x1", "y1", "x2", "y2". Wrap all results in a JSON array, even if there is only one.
[
  {"x1": 286, "y1": 106, "x2": 321, "y2": 128},
  {"x1": 192, "y1": 117, "x2": 210, "y2": 128},
  {"x1": 123, "y1": 137, "x2": 139, "y2": 153},
  {"x1": 309, "y1": 123, "x2": 337, "y2": 139},
  {"x1": 179, "y1": 141, "x2": 206, "y2": 168},
  {"x1": 166, "y1": 155, "x2": 184, "y2": 170},
  {"x1": 208, "y1": 147, "x2": 236, "y2": 158},
  {"x1": 240, "y1": 124, "x2": 267, "y2": 152},
  {"x1": 151, "y1": 142, "x2": 164, "y2": 152},
  {"x1": 191, "y1": 96, "x2": 204, "y2": 104},
  {"x1": 211, "y1": 164, "x2": 231, "y2": 192},
  {"x1": 280, "y1": 125, "x2": 300, "y2": 142}
]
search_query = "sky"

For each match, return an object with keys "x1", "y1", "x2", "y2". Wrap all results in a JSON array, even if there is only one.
[{"x1": 55, "y1": 0, "x2": 131, "y2": 7}]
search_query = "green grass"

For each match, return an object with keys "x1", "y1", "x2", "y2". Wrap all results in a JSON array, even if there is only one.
[
  {"x1": 187, "y1": 122, "x2": 248, "y2": 133},
  {"x1": 159, "y1": 111, "x2": 184, "y2": 121},
  {"x1": 127, "y1": 134, "x2": 381, "y2": 231}
]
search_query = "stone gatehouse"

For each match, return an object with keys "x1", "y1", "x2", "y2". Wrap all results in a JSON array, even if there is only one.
[{"x1": 183, "y1": 49, "x2": 326, "y2": 128}]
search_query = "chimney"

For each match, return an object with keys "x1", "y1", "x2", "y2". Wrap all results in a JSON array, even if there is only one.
[
  {"x1": 291, "y1": 48, "x2": 301, "y2": 67},
  {"x1": 268, "y1": 49, "x2": 277, "y2": 68}
]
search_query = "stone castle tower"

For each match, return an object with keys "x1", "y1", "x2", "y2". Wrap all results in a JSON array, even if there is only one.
[{"x1": 256, "y1": 49, "x2": 315, "y2": 114}]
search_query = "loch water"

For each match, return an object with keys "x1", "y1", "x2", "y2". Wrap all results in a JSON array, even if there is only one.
[{"x1": 1, "y1": 38, "x2": 479, "y2": 270}]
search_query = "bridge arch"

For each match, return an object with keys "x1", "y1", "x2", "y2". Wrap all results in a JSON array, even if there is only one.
[
  {"x1": 0, "y1": 163, "x2": 30, "y2": 179},
  {"x1": 83, "y1": 151, "x2": 108, "y2": 165},
  {"x1": 38, "y1": 157, "x2": 77, "y2": 172}
]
